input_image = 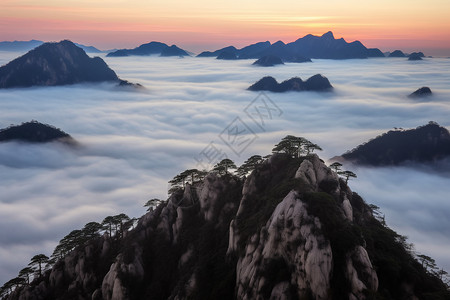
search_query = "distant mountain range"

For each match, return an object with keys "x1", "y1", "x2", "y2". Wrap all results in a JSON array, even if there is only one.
[
  {"x1": 107, "y1": 42, "x2": 190, "y2": 57},
  {"x1": 333, "y1": 122, "x2": 450, "y2": 166},
  {"x1": 1, "y1": 33, "x2": 426, "y2": 61},
  {"x1": 198, "y1": 31, "x2": 385, "y2": 60},
  {"x1": 0, "y1": 40, "x2": 103, "y2": 53},
  {"x1": 0, "y1": 40, "x2": 140, "y2": 89}
]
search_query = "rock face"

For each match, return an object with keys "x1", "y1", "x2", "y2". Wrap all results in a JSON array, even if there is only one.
[
  {"x1": 0, "y1": 40, "x2": 122, "y2": 88},
  {"x1": 336, "y1": 122, "x2": 450, "y2": 166},
  {"x1": 408, "y1": 86, "x2": 432, "y2": 98},
  {"x1": 198, "y1": 31, "x2": 382, "y2": 60},
  {"x1": 0, "y1": 121, "x2": 75, "y2": 144},
  {"x1": 107, "y1": 42, "x2": 189, "y2": 57},
  {"x1": 248, "y1": 74, "x2": 333, "y2": 92},
  {"x1": 6, "y1": 153, "x2": 450, "y2": 300},
  {"x1": 252, "y1": 55, "x2": 284, "y2": 66}
]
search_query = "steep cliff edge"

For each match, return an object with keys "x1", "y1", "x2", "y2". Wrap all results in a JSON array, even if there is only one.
[{"x1": 5, "y1": 153, "x2": 449, "y2": 300}]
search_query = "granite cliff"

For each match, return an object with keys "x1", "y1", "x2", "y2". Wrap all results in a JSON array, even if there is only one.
[{"x1": 3, "y1": 149, "x2": 449, "y2": 299}]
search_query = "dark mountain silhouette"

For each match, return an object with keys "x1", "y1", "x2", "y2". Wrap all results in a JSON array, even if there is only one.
[
  {"x1": 408, "y1": 52, "x2": 424, "y2": 61},
  {"x1": 4, "y1": 152, "x2": 449, "y2": 299},
  {"x1": 107, "y1": 42, "x2": 189, "y2": 57},
  {"x1": 0, "y1": 40, "x2": 139, "y2": 89},
  {"x1": 388, "y1": 50, "x2": 406, "y2": 57},
  {"x1": 197, "y1": 32, "x2": 385, "y2": 60},
  {"x1": 216, "y1": 51, "x2": 237, "y2": 60},
  {"x1": 285, "y1": 31, "x2": 371, "y2": 59},
  {"x1": 336, "y1": 122, "x2": 450, "y2": 166},
  {"x1": 410, "y1": 51, "x2": 425, "y2": 58},
  {"x1": 236, "y1": 41, "x2": 272, "y2": 58},
  {"x1": 0, "y1": 121, "x2": 75, "y2": 144},
  {"x1": 252, "y1": 55, "x2": 284, "y2": 66},
  {"x1": 160, "y1": 45, "x2": 189, "y2": 57},
  {"x1": 409, "y1": 87, "x2": 432, "y2": 98},
  {"x1": 197, "y1": 46, "x2": 237, "y2": 57},
  {"x1": 249, "y1": 74, "x2": 333, "y2": 92},
  {"x1": 287, "y1": 55, "x2": 312, "y2": 63},
  {"x1": 367, "y1": 48, "x2": 385, "y2": 57}
]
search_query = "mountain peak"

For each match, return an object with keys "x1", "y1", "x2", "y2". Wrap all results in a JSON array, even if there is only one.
[
  {"x1": 321, "y1": 31, "x2": 335, "y2": 39},
  {"x1": 0, "y1": 40, "x2": 122, "y2": 88}
]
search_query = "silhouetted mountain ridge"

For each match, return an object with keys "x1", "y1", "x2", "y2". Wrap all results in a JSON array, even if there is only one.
[
  {"x1": 197, "y1": 31, "x2": 385, "y2": 60},
  {"x1": 249, "y1": 74, "x2": 333, "y2": 92},
  {"x1": 107, "y1": 42, "x2": 189, "y2": 57},
  {"x1": 336, "y1": 122, "x2": 450, "y2": 166},
  {"x1": 0, "y1": 40, "x2": 139, "y2": 89},
  {"x1": 0, "y1": 121, "x2": 74, "y2": 144}
]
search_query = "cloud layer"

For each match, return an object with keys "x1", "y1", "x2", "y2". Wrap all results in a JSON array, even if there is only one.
[{"x1": 1, "y1": 54, "x2": 450, "y2": 285}]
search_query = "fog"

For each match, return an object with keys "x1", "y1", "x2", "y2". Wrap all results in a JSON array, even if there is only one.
[{"x1": 1, "y1": 53, "x2": 450, "y2": 285}]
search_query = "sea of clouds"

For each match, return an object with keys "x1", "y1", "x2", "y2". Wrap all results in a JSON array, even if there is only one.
[{"x1": 0, "y1": 51, "x2": 450, "y2": 285}]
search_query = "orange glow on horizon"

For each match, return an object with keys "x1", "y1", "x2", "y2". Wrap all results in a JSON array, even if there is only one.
[{"x1": 1, "y1": 0, "x2": 449, "y2": 56}]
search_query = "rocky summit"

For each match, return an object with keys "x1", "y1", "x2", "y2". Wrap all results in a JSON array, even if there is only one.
[
  {"x1": 0, "y1": 40, "x2": 122, "y2": 88},
  {"x1": 4, "y1": 151, "x2": 449, "y2": 300}
]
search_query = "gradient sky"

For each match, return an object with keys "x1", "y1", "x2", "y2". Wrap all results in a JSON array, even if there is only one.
[{"x1": 1, "y1": 0, "x2": 450, "y2": 55}]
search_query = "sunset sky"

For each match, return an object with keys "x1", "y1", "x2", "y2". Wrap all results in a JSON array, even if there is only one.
[{"x1": 1, "y1": 0, "x2": 450, "y2": 55}]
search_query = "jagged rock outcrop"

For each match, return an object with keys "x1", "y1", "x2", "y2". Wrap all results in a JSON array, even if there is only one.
[
  {"x1": 5, "y1": 153, "x2": 450, "y2": 300},
  {"x1": 0, "y1": 40, "x2": 138, "y2": 88},
  {"x1": 248, "y1": 74, "x2": 333, "y2": 92}
]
